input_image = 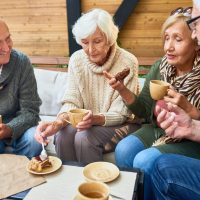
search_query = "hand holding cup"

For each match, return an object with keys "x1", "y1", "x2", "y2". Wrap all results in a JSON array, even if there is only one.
[{"x1": 66, "y1": 109, "x2": 89, "y2": 128}]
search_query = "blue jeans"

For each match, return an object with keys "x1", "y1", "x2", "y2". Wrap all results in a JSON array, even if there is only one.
[
  {"x1": 152, "y1": 154, "x2": 200, "y2": 200},
  {"x1": 115, "y1": 135, "x2": 162, "y2": 200},
  {"x1": 0, "y1": 126, "x2": 42, "y2": 159}
]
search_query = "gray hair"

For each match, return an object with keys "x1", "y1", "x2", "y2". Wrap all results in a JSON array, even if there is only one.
[
  {"x1": 72, "y1": 8, "x2": 119, "y2": 46},
  {"x1": 193, "y1": 0, "x2": 200, "y2": 11}
]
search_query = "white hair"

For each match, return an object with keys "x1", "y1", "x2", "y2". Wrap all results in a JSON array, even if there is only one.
[
  {"x1": 72, "y1": 8, "x2": 119, "y2": 46},
  {"x1": 193, "y1": 0, "x2": 200, "y2": 11}
]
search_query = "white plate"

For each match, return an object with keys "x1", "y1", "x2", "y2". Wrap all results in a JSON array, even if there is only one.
[
  {"x1": 27, "y1": 156, "x2": 62, "y2": 175},
  {"x1": 83, "y1": 162, "x2": 120, "y2": 183}
]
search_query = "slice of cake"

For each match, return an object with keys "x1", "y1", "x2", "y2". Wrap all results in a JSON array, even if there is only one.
[{"x1": 29, "y1": 156, "x2": 52, "y2": 172}]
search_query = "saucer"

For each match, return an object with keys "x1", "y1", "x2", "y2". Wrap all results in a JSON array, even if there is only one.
[
  {"x1": 74, "y1": 195, "x2": 113, "y2": 200},
  {"x1": 83, "y1": 162, "x2": 120, "y2": 183},
  {"x1": 27, "y1": 156, "x2": 62, "y2": 175}
]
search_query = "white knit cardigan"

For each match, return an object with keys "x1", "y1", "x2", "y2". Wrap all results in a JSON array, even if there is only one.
[{"x1": 59, "y1": 44, "x2": 139, "y2": 126}]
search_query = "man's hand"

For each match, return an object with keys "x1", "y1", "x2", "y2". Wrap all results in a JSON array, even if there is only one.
[
  {"x1": 0, "y1": 124, "x2": 12, "y2": 139},
  {"x1": 156, "y1": 103, "x2": 193, "y2": 139}
]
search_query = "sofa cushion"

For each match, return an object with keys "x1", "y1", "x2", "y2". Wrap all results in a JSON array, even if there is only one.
[
  {"x1": 40, "y1": 115, "x2": 56, "y2": 122},
  {"x1": 34, "y1": 68, "x2": 68, "y2": 116}
]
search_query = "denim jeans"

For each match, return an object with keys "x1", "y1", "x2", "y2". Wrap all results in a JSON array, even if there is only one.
[
  {"x1": 0, "y1": 126, "x2": 42, "y2": 159},
  {"x1": 115, "y1": 135, "x2": 162, "y2": 200},
  {"x1": 152, "y1": 154, "x2": 200, "y2": 200}
]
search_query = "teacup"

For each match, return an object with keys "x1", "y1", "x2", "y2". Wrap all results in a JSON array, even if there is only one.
[
  {"x1": 67, "y1": 109, "x2": 88, "y2": 128},
  {"x1": 150, "y1": 80, "x2": 170, "y2": 100},
  {"x1": 75, "y1": 181, "x2": 109, "y2": 200}
]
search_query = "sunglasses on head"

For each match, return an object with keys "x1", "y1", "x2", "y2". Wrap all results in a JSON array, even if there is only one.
[
  {"x1": 170, "y1": 7, "x2": 192, "y2": 17},
  {"x1": 187, "y1": 15, "x2": 200, "y2": 31}
]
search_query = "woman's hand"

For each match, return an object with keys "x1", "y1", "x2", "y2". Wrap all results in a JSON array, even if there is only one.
[
  {"x1": 103, "y1": 71, "x2": 126, "y2": 92},
  {"x1": 164, "y1": 88, "x2": 200, "y2": 119},
  {"x1": 76, "y1": 110, "x2": 93, "y2": 131},
  {"x1": 103, "y1": 70, "x2": 136, "y2": 104},
  {"x1": 164, "y1": 88, "x2": 192, "y2": 111},
  {"x1": 34, "y1": 120, "x2": 63, "y2": 144},
  {"x1": 76, "y1": 110, "x2": 106, "y2": 131}
]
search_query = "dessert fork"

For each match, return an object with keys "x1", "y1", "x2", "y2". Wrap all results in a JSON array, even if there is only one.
[{"x1": 40, "y1": 142, "x2": 48, "y2": 160}]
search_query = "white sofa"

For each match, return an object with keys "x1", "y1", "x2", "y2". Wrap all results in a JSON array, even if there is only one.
[{"x1": 34, "y1": 68, "x2": 145, "y2": 163}]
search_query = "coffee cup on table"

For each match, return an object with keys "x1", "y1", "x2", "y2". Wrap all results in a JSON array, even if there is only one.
[
  {"x1": 150, "y1": 80, "x2": 170, "y2": 100},
  {"x1": 75, "y1": 181, "x2": 110, "y2": 200},
  {"x1": 66, "y1": 109, "x2": 88, "y2": 128}
]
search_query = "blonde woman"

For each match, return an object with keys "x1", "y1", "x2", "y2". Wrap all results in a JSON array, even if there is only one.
[{"x1": 105, "y1": 7, "x2": 200, "y2": 200}]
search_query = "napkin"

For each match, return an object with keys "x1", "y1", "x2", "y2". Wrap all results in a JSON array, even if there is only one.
[{"x1": 0, "y1": 154, "x2": 45, "y2": 199}]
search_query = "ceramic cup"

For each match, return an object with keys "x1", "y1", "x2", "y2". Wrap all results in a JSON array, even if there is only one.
[
  {"x1": 75, "y1": 181, "x2": 110, "y2": 200},
  {"x1": 150, "y1": 80, "x2": 170, "y2": 100},
  {"x1": 66, "y1": 109, "x2": 88, "y2": 128}
]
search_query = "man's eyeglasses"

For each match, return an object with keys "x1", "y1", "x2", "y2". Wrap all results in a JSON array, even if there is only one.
[
  {"x1": 187, "y1": 15, "x2": 200, "y2": 31},
  {"x1": 170, "y1": 7, "x2": 192, "y2": 17}
]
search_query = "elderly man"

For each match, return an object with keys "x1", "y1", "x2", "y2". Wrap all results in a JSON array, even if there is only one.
[
  {"x1": 0, "y1": 20, "x2": 42, "y2": 158},
  {"x1": 151, "y1": 1, "x2": 200, "y2": 199}
]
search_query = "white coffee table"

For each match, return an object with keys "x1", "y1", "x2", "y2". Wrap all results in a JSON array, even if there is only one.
[{"x1": 17, "y1": 163, "x2": 142, "y2": 200}]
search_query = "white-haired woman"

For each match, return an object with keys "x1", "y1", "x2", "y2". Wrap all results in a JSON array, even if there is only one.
[{"x1": 34, "y1": 8, "x2": 139, "y2": 164}]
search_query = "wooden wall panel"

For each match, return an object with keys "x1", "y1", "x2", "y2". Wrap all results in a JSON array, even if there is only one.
[
  {"x1": 0, "y1": 0, "x2": 192, "y2": 58},
  {"x1": 81, "y1": 0, "x2": 192, "y2": 57},
  {"x1": 0, "y1": 0, "x2": 68, "y2": 57}
]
